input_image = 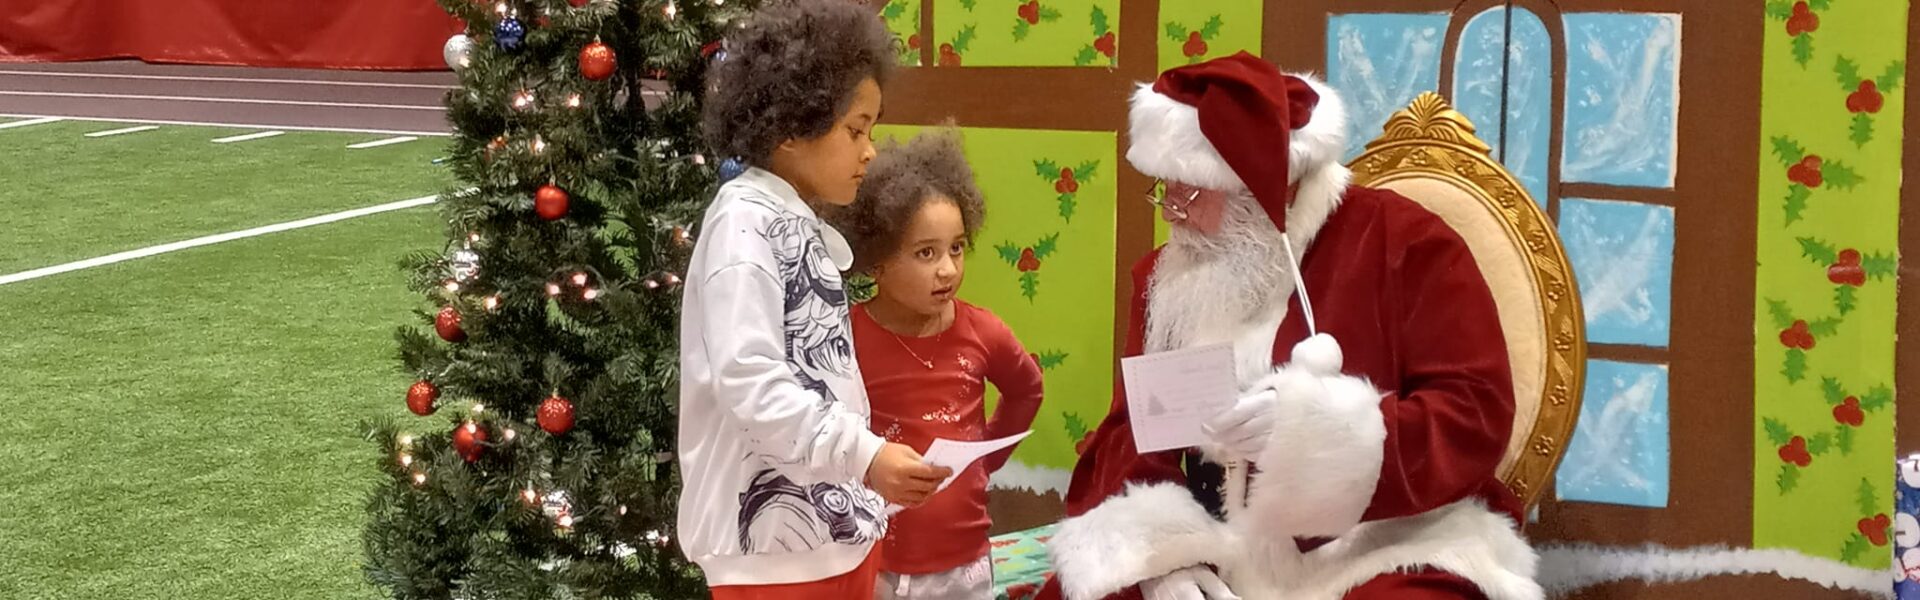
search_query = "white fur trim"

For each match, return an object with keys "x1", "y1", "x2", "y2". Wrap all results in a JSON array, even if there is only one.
[
  {"x1": 987, "y1": 459, "x2": 1070, "y2": 494},
  {"x1": 1536, "y1": 543, "x2": 1894, "y2": 597},
  {"x1": 1216, "y1": 500, "x2": 1540, "y2": 600},
  {"x1": 1048, "y1": 483, "x2": 1231, "y2": 600},
  {"x1": 1244, "y1": 365, "x2": 1388, "y2": 539}
]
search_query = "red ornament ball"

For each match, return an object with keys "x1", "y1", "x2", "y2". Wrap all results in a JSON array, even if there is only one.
[
  {"x1": 538, "y1": 395, "x2": 576, "y2": 435},
  {"x1": 579, "y1": 42, "x2": 617, "y2": 81},
  {"x1": 435, "y1": 306, "x2": 467, "y2": 342},
  {"x1": 452, "y1": 421, "x2": 488, "y2": 462},
  {"x1": 535, "y1": 184, "x2": 570, "y2": 221},
  {"x1": 406, "y1": 380, "x2": 439, "y2": 416},
  {"x1": 568, "y1": 0, "x2": 590, "y2": 6}
]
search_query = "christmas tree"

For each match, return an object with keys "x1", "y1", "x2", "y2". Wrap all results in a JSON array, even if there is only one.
[{"x1": 361, "y1": 0, "x2": 757, "y2": 597}]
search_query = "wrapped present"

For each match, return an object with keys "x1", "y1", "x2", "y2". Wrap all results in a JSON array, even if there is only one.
[
  {"x1": 990, "y1": 523, "x2": 1057, "y2": 600},
  {"x1": 1897, "y1": 457, "x2": 1920, "y2": 598}
]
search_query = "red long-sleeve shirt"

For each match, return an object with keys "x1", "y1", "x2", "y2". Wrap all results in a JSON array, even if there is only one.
[{"x1": 851, "y1": 300, "x2": 1045, "y2": 575}]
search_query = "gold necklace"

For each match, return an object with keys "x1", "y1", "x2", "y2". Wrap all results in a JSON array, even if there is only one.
[{"x1": 890, "y1": 333, "x2": 935, "y2": 370}]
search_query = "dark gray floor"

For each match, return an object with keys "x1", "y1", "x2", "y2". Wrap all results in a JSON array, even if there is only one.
[{"x1": 0, "y1": 61, "x2": 456, "y2": 134}]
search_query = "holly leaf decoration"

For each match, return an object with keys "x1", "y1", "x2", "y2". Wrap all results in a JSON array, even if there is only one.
[
  {"x1": 1807, "y1": 316, "x2": 1842, "y2": 338},
  {"x1": 882, "y1": 1, "x2": 908, "y2": 21},
  {"x1": 1798, "y1": 237, "x2": 1838, "y2": 265},
  {"x1": 1807, "y1": 431, "x2": 1834, "y2": 455},
  {"x1": 1851, "y1": 114, "x2": 1873, "y2": 147},
  {"x1": 1034, "y1": 158, "x2": 1061, "y2": 180},
  {"x1": 1019, "y1": 271, "x2": 1040, "y2": 301},
  {"x1": 1836, "y1": 56, "x2": 1864, "y2": 89},
  {"x1": 1074, "y1": 45, "x2": 1099, "y2": 66},
  {"x1": 1074, "y1": 160, "x2": 1099, "y2": 182},
  {"x1": 1767, "y1": 299, "x2": 1796, "y2": 329},
  {"x1": 1057, "y1": 193, "x2": 1076, "y2": 222},
  {"x1": 1014, "y1": 19, "x2": 1031, "y2": 41},
  {"x1": 1861, "y1": 385, "x2": 1893, "y2": 412},
  {"x1": 1785, "y1": 184, "x2": 1811, "y2": 224},
  {"x1": 1091, "y1": 6, "x2": 1110, "y2": 37},
  {"x1": 1857, "y1": 478, "x2": 1879, "y2": 515},
  {"x1": 954, "y1": 25, "x2": 977, "y2": 53},
  {"x1": 960, "y1": 0, "x2": 976, "y2": 10},
  {"x1": 1032, "y1": 232, "x2": 1060, "y2": 259},
  {"x1": 1036, "y1": 350, "x2": 1069, "y2": 370},
  {"x1": 1835, "y1": 285, "x2": 1857, "y2": 315},
  {"x1": 1793, "y1": 34, "x2": 1814, "y2": 67},
  {"x1": 1821, "y1": 377, "x2": 1846, "y2": 405},
  {"x1": 996, "y1": 241, "x2": 1022, "y2": 266},
  {"x1": 1841, "y1": 533, "x2": 1869, "y2": 564},
  {"x1": 1765, "y1": 0, "x2": 1793, "y2": 18},
  {"x1": 1879, "y1": 61, "x2": 1906, "y2": 89},
  {"x1": 1823, "y1": 160, "x2": 1864, "y2": 189},
  {"x1": 1808, "y1": 0, "x2": 1832, "y2": 10},
  {"x1": 1200, "y1": 15, "x2": 1225, "y2": 39},
  {"x1": 1863, "y1": 251, "x2": 1898, "y2": 280},
  {"x1": 1778, "y1": 464, "x2": 1801, "y2": 493},
  {"x1": 1772, "y1": 136, "x2": 1806, "y2": 165},
  {"x1": 1039, "y1": 5, "x2": 1061, "y2": 21},
  {"x1": 1784, "y1": 348, "x2": 1808, "y2": 383},
  {"x1": 1764, "y1": 417, "x2": 1794, "y2": 446},
  {"x1": 1062, "y1": 411, "x2": 1089, "y2": 440},
  {"x1": 1837, "y1": 424, "x2": 1856, "y2": 455},
  {"x1": 1165, "y1": 22, "x2": 1190, "y2": 41}
]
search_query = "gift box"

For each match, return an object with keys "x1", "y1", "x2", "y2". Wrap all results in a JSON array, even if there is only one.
[{"x1": 1896, "y1": 457, "x2": 1920, "y2": 597}]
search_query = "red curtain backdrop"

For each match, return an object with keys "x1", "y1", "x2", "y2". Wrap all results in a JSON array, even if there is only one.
[{"x1": 0, "y1": 0, "x2": 463, "y2": 70}]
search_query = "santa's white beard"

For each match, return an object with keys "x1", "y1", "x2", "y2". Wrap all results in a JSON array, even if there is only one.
[{"x1": 1145, "y1": 191, "x2": 1293, "y2": 355}]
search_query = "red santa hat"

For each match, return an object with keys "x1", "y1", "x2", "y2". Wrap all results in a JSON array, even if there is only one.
[{"x1": 1126, "y1": 52, "x2": 1348, "y2": 233}]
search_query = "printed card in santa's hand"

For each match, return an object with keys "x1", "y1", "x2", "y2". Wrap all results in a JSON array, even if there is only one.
[{"x1": 1121, "y1": 343, "x2": 1238, "y2": 453}]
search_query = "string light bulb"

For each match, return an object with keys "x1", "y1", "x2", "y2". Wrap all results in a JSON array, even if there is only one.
[
  {"x1": 546, "y1": 283, "x2": 563, "y2": 296},
  {"x1": 582, "y1": 288, "x2": 601, "y2": 300},
  {"x1": 571, "y1": 272, "x2": 589, "y2": 286},
  {"x1": 444, "y1": 281, "x2": 461, "y2": 292},
  {"x1": 663, "y1": 1, "x2": 677, "y2": 19},
  {"x1": 511, "y1": 90, "x2": 535, "y2": 110},
  {"x1": 472, "y1": 403, "x2": 486, "y2": 414},
  {"x1": 566, "y1": 94, "x2": 582, "y2": 108},
  {"x1": 532, "y1": 135, "x2": 547, "y2": 154},
  {"x1": 398, "y1": 434, "x2": 414, "y2": 446},
  {"x1": 618, "y1": 505, "x2": 628, "y2": 515},
  {"x1": 558, "y1": 515, "x2": 575, "y2": 528},
  {"x1": 662, "y1": 272, "x2": 682, "y2": 286},
  {"x1": 495, "y1": 2, "x2": 509, "y2": 15},
  {"x1": 643, "y1": 279, "x2": 660, "y2": 290},
  {"x1": 468, "y1": 232, "x2": 482, "y2": 243},
  {"x1": 483, "y1": 295, "x2": 500, "y2": 311},
  {"x1": 411, "y1": 471, "x2": 428, "y2": 485},
  {"x1": 399, "y1": 453, "x2": 414, "y2": 467},
  {"x1": 502, "y1": 428, "x2": 517, "y2": 441},
  {"x1": 523, "y1": 488, "x2": 538, "y2": 504}
]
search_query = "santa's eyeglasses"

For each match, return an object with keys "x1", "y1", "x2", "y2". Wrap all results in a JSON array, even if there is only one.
[{"x1": 1144, "y1": 179, "x2": 1204, "y2": 220}]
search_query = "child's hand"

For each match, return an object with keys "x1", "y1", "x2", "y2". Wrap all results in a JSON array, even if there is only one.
[{"x1": 866, "y1": 443, "x2": 953, "y2": 507}]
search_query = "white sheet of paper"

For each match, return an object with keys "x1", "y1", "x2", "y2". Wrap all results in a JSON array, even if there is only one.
[
  {"x1": 883, "y1": 430, "x2": 1031, "y2": 516},
  {"x1": 1121, "y1": 343, "x2": 1238, "y2": 453}
]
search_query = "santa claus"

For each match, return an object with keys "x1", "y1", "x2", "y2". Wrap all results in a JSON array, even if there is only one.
[{"x1": 1040, "y1": 54, "x2": 1542, "y2": 600}]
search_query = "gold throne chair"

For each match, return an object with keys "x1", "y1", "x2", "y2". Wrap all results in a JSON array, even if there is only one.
[{"x1": 1347, "y1": 92, "x2": 1587, "y2": 510}]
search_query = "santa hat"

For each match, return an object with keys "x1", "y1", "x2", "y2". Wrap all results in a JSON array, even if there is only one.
[{"x1": 1126, "y1": 52, "x2": 1348, "y2": 233}]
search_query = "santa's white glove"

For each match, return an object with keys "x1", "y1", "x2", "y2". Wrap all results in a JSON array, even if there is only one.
[
  {"x1": 1201, "y1": 334, "x2": 1345, "y2": 462},
  {"x1": 1141, "y1": 566, "x2": 1240, "y2": 600}
]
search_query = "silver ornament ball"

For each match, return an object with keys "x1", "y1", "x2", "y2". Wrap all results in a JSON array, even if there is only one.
[{"x1": 443, "y1": 34, "x2": 475, "y2": 70}]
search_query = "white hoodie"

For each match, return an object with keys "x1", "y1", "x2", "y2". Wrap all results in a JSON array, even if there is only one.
[{"x1": 676, "y1": 167, "x2": 889, "y2": 586}]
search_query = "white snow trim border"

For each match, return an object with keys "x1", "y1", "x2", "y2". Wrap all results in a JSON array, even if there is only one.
[
  {"x1": 989, "y1": 459, "x2": 1071, "y2": 495},
  {"x1": 1537, "y1": 543, "x2": 1893, "y2": 598}
]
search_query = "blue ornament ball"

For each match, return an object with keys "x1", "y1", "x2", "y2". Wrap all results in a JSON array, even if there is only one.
[
  {"x1": 494, "y1": 18, "x2": 527, "y2": 52},
  {"x1": 718, "y1": 158, "x2": 746, "y2": 183}
]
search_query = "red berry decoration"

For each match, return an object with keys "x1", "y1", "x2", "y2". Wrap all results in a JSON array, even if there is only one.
[
  {"x1": 453, "y1": 421, "x2": 488, "y2": 463},
  {"x1": 1016, "y1": 248, "x2": 1041, "y2": 272},
  {"x1": 436, "y1": 306, "x2": 467, "y2": 343},
  {"x1": 407, "y1": 380, "x2": 439, "y2": 416},
  {"x1": 1018, "y1": 0, "x2": 1040, "y2": 24},
  {"x1": 1833, "y1": 396, "x2": 1865, "y2": 427},
  {"x1": 1828, "y1": 248, "x2": 1866, "y2": 287},
  {"x1": 1777, "y1": 435, "x2": 1812, "y2": 467},
  {"x1": 1786, "y1": 1, "x2": 1818, "y2": 36},
  {"x1": 1777, "y1": 319, "x2": 1814, "y2": 350},
  {"x1": 535, "y1": 184, "x2": 570, "y2": 221},
  {"x1": 538, "y1": 395, "x2": 576, "y2": 435},
  {"x1": 1787, "y1": 155, "x2": 1822, "y2": 187},
  {"x1": 1183, "y1": 31, "x2": 1208, "y2": 58},
  {"x1": 579, "y1": 41, "x2": 617, "y2": 81},
  {"x1": 1094, "y1": 32, "x2": 1117, "y2": 58},
  {"x1": 1862, "y1": 514, "x2": 1893, "y2": 545}
]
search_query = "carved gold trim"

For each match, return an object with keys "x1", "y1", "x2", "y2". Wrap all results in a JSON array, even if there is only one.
[{"x1": 1346, "y1": 92, "x2": 1587, "y2": 511}]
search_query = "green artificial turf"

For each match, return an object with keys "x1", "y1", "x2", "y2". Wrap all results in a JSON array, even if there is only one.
[{"x1": 0, "y1": 119, "x2": 449, "y2": 274}]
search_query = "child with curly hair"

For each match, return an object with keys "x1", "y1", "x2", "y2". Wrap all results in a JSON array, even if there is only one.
[
  {"x1": 679, "y1": 2, "x2": 950, "y2": 597},
  {"x1": 829, "y1": 128, "x2": 1046, "y2": 600}
]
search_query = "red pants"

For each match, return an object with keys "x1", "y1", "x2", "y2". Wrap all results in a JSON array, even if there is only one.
[{"x1": 709, "y1": 546, "x2": 883, "y2": 600}]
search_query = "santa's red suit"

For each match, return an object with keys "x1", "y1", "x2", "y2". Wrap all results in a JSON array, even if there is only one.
[{"x1": 1040, "y1": 54, "x2": 1541, "y2": 600}]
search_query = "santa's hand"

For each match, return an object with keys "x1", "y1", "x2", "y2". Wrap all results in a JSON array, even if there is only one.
[
  {"x1": 1202, "y1": 388, "x2": 1277, "y2": 461},
  {"x1": 1141, "y1": 566, "x2": 1240, "y2": 600}
]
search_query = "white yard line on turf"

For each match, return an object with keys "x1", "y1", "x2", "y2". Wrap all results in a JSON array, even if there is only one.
[
  {"x1": 211, "y1": 130, "x2": 286, "y2": 143},
  {"x1": 0, "y1": 91, "x2": 443, "y2": 111},
  {"x1": 0, "y1": 113, "x2": 449, "y2": 137},
  {"x1": 0, "y1": 196, "x2": 438, "y2": 287},
  {"x1": 347, "y1": 136, "x2": 419, "y2": 149},
  {"x1": 0, "y1": 116, "x2": 64, "y2": 130},
  {"x1": 0, "y1": 70, "x2": 453, "y2": 90},
  {"x1": 85, "y1": 125, "x2": 159, "y2": 137}
]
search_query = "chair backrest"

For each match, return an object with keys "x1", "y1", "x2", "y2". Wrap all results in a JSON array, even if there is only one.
[{"x1": 1345, "y1": 92, "x2": 1586, "y2": 510}]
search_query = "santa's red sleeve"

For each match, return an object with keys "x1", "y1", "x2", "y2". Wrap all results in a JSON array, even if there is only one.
[
  {"x1": 1359, "y1": 201, "x2": 1517, "y2": 522},
  {"x1": 1059, "y1": 250, "x2": 1188, "y2": 519}
]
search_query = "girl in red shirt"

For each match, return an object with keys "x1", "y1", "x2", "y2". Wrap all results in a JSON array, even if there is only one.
[{"x1": 828, "y1": 128, "x2": 1046, "y2": 600}]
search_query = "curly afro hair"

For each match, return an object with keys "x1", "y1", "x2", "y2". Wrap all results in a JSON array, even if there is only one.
[
  {"x1": 701, "y1": 0, "x2": 897, "y2": 166},
  {"x1": 827, "y1": 127, "x2": 986, "y2": 273}
]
